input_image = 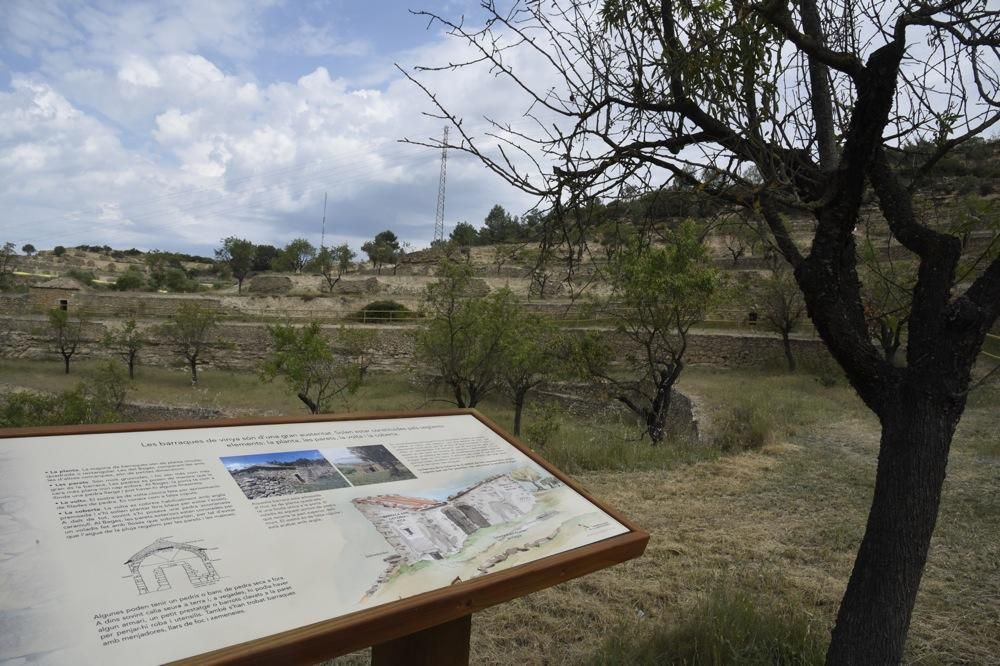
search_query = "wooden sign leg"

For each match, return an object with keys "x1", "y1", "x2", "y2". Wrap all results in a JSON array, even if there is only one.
[{"x1": 371, "y1": 614, "x2": 471, "y2": 666}]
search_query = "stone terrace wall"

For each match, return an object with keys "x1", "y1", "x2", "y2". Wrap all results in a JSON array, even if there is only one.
[
  {"x1": 1, "y1": 314, "x2": 830, "y2": 374},
  {"x1": 70, "y1": 293, "x2": 243, "y2": 318}
]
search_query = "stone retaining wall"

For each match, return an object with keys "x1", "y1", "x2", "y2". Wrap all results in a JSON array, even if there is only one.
[{"x1": 1, "y1": 314, "x2": 831, "y2": 374}]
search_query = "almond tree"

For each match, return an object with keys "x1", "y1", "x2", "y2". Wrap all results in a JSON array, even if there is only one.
[
  {"x1": 159, "y1": 303, "x2": 218, "y2": 386},
  {"x1": 405, "y1": 2, "x2": 1000, "y2": 661},
  {"x1": 758, "y1": 264, "x2": 808, "y2": 371},
  {"x1": 313, "y1": 244, "x2": 355, "y2": 292},
  {"x1": 48, "y1": 308, "x2": 85, "y2": 374},
  {"x1": 260, "y1": 322, "x2": 372, "y2": 414},
  {"x1": 102, "y1": 318, "x2": 145, "y2": 380}
]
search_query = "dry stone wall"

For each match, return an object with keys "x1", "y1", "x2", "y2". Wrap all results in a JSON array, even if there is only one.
[{"x1": 1, "y1": 312, "x2": 830, "y2": 375}]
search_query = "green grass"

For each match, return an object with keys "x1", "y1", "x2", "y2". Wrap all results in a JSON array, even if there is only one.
[{"x1": 588, "y1": 586, "x2": 825, "y2": 666}]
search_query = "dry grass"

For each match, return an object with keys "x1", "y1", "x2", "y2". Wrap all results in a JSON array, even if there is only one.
[
  {"x1": 3, "y1": 359, "x2": 996, "y2": 664},
  {"x1": 326, "y1": 380, "x2": 998, "y2": 665}
]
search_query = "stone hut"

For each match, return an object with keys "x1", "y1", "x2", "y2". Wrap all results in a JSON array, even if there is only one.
[{"x1": 28, "y1": 277, "x2": 85, "y2": 312}]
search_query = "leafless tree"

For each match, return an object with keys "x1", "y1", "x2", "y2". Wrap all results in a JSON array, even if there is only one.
[{"x1": 402, "y1": 1, "x2": 1000, "y2": 662}]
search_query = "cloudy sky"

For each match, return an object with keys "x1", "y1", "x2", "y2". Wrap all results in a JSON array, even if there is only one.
[{"x1": 0, "y1": 0, "x2": 546, "y2": 256}]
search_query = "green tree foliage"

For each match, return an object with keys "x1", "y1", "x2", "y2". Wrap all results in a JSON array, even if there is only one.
[
  {"x1": 578, "y1": 223, "x2": 718, "y2": 444},
  {"x1": 146, "y1": 251, "x2": 200, "y2": 292},
  {"x1": 52, "y1": 245, "x2": 66, "y2": 257},
  {"x1": 313, "y1": 244, "x2": 355, "y2": 292},
  {"x1": 481, "y1": 204, "x2": 521, "y2": 243},
  {"x1": 449, "y1": 222, "x2": 479, "y2": 250},
  {"x1": 48, "y1": 308, "x2": 85, "y2": 375},
  {"x1": 361, "y1": 230, "x2": 401, "y2": 274},
  {"x1": 159, "y1": 303, "x2": 219, "y2": 385},
  {"x1": 21, "y1": 243, "x2": 35, "y2": 256},
  {"x1": 102, "y1": 318, "x2": 145, "y2": 379},
  {"x1": 251, "y1": 244, "x2": 281, "y2": 272},
  {"x1": 352, "y1": 300, "x2": 416, "y2": 322},
  {"x1": 260, "y1": 322, "x2": 372, "y2": 414},
  {"x1": 215, "y1": 237, "x2": 255, "y2": 293},
  {"x1": 114, "y1": 266, "x2": 146, "y2": 291},
  {"x1": 416, "y1": 261, "x2": 514, "y2": 407},
  {"x1": 276, "y1": 238, "x2": 317, "y2": 273},
  {"x1": 499, "y1": 309, "x2": 565, "y2": 436},
  {"x1": 0, "y1": 242, "x2": 15, "y2": 290}
]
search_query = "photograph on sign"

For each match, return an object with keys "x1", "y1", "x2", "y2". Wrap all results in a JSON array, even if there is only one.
[{"x1": 0, "y1": 413, "x2": 631, "y2": 665}]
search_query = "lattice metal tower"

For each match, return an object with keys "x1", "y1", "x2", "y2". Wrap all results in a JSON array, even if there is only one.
[{"x1": 434, "y1": 126, "x2": 449, "y2": 243}]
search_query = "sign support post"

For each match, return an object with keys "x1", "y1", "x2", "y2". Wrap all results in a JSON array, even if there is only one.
[{"x1": 371, "y1": 614, "x2": 471, "y2": 665}]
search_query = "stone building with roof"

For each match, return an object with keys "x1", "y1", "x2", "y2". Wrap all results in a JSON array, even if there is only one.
[
  {"x1": 28, "y1": 277, "x2": 85, "y2": 312},
  {"x1": 352, "y1": 474, "x2": 541, "y2": 565}
]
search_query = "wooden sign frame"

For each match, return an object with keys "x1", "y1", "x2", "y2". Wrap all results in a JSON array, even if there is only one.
[{"x1": 0, "y1": 409, "x2": 649, "y2": 665}]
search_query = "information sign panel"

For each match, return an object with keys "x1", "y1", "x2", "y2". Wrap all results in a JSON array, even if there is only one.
[{"x1": 0, "y1": 410, "x2": 648, "y2": 664}]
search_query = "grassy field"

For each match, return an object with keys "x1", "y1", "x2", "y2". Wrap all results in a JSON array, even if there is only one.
[{"x1": 2, "y1": 359, "x2": 997, "y2": 664}]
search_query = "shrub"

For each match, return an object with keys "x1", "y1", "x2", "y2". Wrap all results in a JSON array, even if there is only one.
[
  {"x1": 713, "y1": 400, "x2": 778, "y2": 452},
  {"x1": 66, "y1": 269, "x2": 98, "y2": 286},
  {"x1": 53, "y1": 245, "x2": 66, "y2": 257},
  {"x1": 589, "y1": 587, "x2": 824, "y2": 666},
  {"x1": 114, "y1": 268, "x2": 146, "y2": 291},
  {"x1": 0, "y1": 364, "x2": 128, "y2": 427},
  {"x1": 352, "y1": 300, "x2": 417, "y2": 322},
  {"x1": 523, "y1": 405, "x2": 561, "y2": 449}
]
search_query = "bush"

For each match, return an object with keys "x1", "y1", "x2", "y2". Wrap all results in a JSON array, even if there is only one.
[
  {"x1": 66, "y1": 269, "x2": 98, "y2": 286},
  {"x1": 589, "y1": 588, "x2": 824, "y2": 666},
  {"x1": 53, "y1": 245, "x2": 66, "y2": 257},
  {"x1": 351, "y1": 300, "x2": 417, "y2": 322},
  {"x1": 713, "y1": 400, "x2": 778, "y2": 452},
  {"x1": 114, "y1": 269, "x2": 146, "y2": 291},
  {"x1": 150, "y1": 267, "x2": 200, "y2": 293},
  {"x1": 524, "y1": 405, "x2": 561, "y2": 449},
  {"x1": 0, "y1": 364, "x2": 128, "y2": 427}
]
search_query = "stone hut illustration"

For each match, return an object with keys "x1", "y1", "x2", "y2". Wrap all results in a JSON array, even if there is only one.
[
  {"x1": 125, "y1": 538, "x2": 220, "y2": 595},
  {"x1": 352, "y1": 474, "x2": 546, "y2": 565}
]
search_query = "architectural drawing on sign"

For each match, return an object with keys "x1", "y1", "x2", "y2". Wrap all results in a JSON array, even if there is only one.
[
  {"x1": 352, "y1": 472, "x2": 561, "y2": 565},
  {"x1": 125, "y1": 538, "x2": 221, "y2": 595}
]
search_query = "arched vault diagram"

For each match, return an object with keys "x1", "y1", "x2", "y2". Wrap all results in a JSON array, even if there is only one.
[{"x1": 125, "y1": 538, "x2": 221, "y2": 595}]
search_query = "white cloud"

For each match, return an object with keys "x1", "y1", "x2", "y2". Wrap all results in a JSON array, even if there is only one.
[
  {"x1": 1, "y1": 3, "x2": 550, "y2": 254},
  {"x1": 118, "y1": 56, "x2": 162, "y2": 88}
]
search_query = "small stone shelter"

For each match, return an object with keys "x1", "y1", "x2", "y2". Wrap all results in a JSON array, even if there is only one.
[{"x1": 28, "y1": 277, "x2": 85, "y2": 312}]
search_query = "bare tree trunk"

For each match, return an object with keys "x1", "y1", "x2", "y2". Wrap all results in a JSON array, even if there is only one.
[
  {"x1": 826, "y1": 391, "x2": 957, "y2": 665},
  {"x1": 298, "y1": 392, "x2": 319, "y2": 414},
  {"x1": 513, "y1": 390, "x2": 527, "y2": 436},
  {"x1": 782, "y1": 330, "x2": 796, "y2": 372},
  {"x1": 646, "y1": 386, "x2": 672, "y2": 445},
  {"x1": 63, "y1": 355, "x2": 70, "y2": 374},
  {"x1": 452, "y1": 384, "x2": 467, "y2": 408},
  {"x1": 128, "y1": 356, "x2": 135, "y2": 380},
  {"x1": 189, "y1": 358, "x2": 198, "y2": 386}
]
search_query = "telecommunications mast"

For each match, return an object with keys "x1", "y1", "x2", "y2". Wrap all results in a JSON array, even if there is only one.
[
  {"x1": 434, "y1": 126, "x2": 448, "y2": 243},
  {"x1": 320, "y1": 191, "x2": 328, "y2": 249}
]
